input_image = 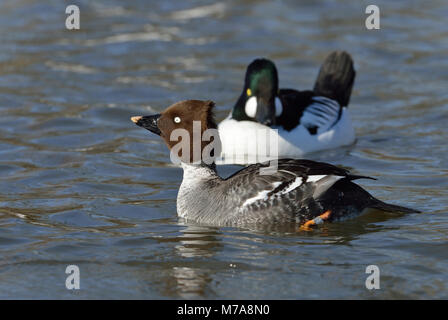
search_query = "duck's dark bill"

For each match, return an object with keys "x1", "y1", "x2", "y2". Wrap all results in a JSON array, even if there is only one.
[
  {"x1": 255, "y1": 99, "x2": 276, "y2": 126},
  {"x1": 131, "y1": 114, "x2": 161, "y2": 135}
]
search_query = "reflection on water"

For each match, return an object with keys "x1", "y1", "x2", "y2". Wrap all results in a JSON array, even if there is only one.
[
  {"x1": 171, "y1": 225, "x2": 220, "y2": 297},
  {"x1": 0, "y1": 0, "x2": 447, "y2": 299},
  {"x1": 175, "y1": 224, "x2": 222, "y2": 259}
]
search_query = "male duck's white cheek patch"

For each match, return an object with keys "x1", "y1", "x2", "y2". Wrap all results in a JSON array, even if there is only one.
[
  {"x1": 275, "y1": 97, "x2": 283, "y2": 116},
  {"x1": 245, "y1": 96, "x2": 257, "y2": 118}
]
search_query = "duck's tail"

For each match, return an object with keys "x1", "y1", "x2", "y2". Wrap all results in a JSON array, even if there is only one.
[
  {"x1": 369, "y1": 198, "x2": 421, "y2": 214},
  {"x1": 313, "y1": 51, "x2": 356, "y2": 107}
]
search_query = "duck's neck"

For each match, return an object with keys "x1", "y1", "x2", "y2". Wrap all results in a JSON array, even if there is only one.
[
  {"x1": 180, "y1": 161, "x2": 218, "y2": 180},
  {"x1": 177, "y1": 161, "x2": 221, "y2": 220}
]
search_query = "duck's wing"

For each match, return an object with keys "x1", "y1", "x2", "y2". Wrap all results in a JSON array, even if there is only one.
[
  {"x1": 276, "y1": 89, "x2": 312, "y2": 131},
  {"x1": 277, "y1": 90, "x2": 342, "y2": 134},
  {"x1": 298, "y1": 95, "x2": 342, "y2": 134},
  {"x1": 277, "y1": 51, "x2": 355, "y2": 134},
  {"x1": 220, "y1": 159, "x2": 418, "y2": 225},
  {"x1": 223, "y1": 158, "x2": 372, "y2": 209}
]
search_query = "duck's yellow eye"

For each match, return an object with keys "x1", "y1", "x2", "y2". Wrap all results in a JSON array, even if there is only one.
[{"x1": 246, "y1": 88, "x2": 252, "y2": 96}]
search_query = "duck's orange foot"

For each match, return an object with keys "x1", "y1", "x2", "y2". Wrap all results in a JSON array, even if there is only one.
[{"x1": 299, "y1": 210, "x2": 332, "y2": 231}]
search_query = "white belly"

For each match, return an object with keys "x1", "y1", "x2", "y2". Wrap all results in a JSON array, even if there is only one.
[{"x1": 217, "y1": 108, "x2": 355, "y2": 164}]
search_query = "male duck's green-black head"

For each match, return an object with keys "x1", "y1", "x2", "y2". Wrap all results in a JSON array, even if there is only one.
[{"x1": 232, "y1": 58, "x2": 281, "y2": 126}]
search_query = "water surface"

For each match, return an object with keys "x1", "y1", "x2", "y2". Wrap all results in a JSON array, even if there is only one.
[{"x1": 0, "y1": 0, "x2": 447, "y2": 299}]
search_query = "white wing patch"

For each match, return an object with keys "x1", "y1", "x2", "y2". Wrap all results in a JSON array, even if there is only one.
[
  {"x1": 242, "y1": 176, "x2": 305, "y2": 207},
  {"x1": 241, "y1": 174, "x2": 345, "y2": 207},
  {"x1": 242, "y1": 181, "x2": 282, "y2": 206},
  {"x1": 280, "y1": 176, "x2": 303, "y2": 194},
  {"x1": 307, "y1": 175, "x2": 327, "y2": 183},
  {"x1": 300, "y1": 96, "x2": 340, "y2": 133}
]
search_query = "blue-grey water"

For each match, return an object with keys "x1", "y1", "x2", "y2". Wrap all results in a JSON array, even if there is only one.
[{"x1": 0, "y1": 0, "x2": 447, "y2": 299}]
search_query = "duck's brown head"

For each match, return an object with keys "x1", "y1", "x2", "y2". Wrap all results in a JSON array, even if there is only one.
[{"x1": 131, "y1": 100, "x2": 221, "y2": 164}]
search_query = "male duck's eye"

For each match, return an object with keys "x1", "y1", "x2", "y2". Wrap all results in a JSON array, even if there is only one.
[{"x1": 174, "y1": 116, "x2": 181, "y2": 123}]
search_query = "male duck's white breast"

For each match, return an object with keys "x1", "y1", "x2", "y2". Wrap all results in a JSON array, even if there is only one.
[{"x1": 217, "y1": 108, "x2": 355, "y2": 164}]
